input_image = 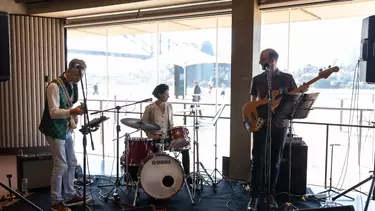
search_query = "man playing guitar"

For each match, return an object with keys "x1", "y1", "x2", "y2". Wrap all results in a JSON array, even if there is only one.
[
  {"x1": 247, "y1": 49, "x2": 308, "y2": 210},
  {"x1": 39, "y1": 59, "x2": 91, "y2": 211}
]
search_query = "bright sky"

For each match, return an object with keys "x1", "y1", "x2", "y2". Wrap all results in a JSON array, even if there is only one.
[{"x1": 67, "y1": 15, "x2": 368, "y2": 72}]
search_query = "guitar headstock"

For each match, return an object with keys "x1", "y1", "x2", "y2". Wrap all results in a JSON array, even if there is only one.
[{"x1": 318, "y1": 65, "x2": 339, "y2": 79}]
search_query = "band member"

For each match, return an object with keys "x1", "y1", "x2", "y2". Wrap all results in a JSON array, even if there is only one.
[
  {"x1": 142, "y1": 84, "x2": 190, "y2": 177},
  {"x1": 247, "y1": 49, "x2": 308, "y2": 210},
  {"x1": 39, "y1": 59, "x2": 91, "y2": 211}
]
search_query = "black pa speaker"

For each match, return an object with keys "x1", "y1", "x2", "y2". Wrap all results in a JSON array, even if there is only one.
[
  {"x1": 276, "y1": 137, "x2": 308, "y2": 195},
  {"x1": 300, "y1": 205, "x2": 354, "y2": 211},
  {"x1": 0, "y1": 11, "x2": 10, "y2": 82},
  {"x1": 360, "y1": 15, "x2": 375, "y2": 83}
]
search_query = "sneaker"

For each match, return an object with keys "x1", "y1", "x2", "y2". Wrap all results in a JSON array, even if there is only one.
[
  {"x1": 247, "y1": 198, "x2": 258, "y2": 211},
  {"x1": 264, "y1": 195, "x2": 278, "y2": 209},
  {"x1": 51, "y1": 202, "x2": 71, "y2": 211},
  {"x1": 64, "y1": 195, "x2": 92, "y2": 207}
]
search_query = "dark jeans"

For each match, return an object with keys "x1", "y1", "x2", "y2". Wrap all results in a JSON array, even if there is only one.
[{"x1": 250, "y1": 126, "x2": 287, "y2": 197}]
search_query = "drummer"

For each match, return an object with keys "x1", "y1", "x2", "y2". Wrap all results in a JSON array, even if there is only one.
[{"x1": 141, "y1": 84, "x2": 191, "y2": 177}]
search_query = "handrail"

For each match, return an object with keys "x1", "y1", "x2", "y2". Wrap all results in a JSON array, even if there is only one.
[{"x1": 80, "y1": 98, "x2": 375, "y2": 188}]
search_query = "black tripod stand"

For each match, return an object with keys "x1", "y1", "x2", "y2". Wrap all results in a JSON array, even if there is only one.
[
  {"x1": 0, "y1": 180, "x2": 43, "y2": 211},
  {"x1": 211, "y1": 103, "x2": 233, "y2": 191},
  {"x1": 332, "y1": 151, "x2": 375, "y2": 210},
  {"x1": 319, "y1": 144, "x2": 354, "y2": 201},
  {"x1": 78, "y1": 68, "x2": 98, "y2": 210},
  {"x1": 274, "y1": 92, "x2": 319, "y2": 211}
]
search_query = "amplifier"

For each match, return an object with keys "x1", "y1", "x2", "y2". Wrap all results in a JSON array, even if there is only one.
[
  {"x1": 17, "y1": 153, "x2": 53, "y2": 191},
  {"x1": 276, "y1": 137, "x2": 308, "y2": 195},
  {"x1": 300, "y1": 205, "x2": 354, "y2": 211}
]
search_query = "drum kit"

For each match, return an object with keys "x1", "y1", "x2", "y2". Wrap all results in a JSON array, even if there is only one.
[{"x1": 117, "y1": 118, "x2": 197, "y2": 206}]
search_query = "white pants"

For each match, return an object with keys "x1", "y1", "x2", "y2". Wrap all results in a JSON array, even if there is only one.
[{"x1": 46, "y1": 131, "x2": 77, "y2": 205}]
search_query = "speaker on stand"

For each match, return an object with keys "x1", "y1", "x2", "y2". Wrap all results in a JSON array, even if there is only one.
[{"x1": 360, "y1": 15, "x2": 375, "y2": 83}]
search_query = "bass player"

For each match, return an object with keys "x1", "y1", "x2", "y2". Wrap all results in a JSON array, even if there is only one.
[{"x1": 247, "y1": 49, "x2": 308, "y2": 210}]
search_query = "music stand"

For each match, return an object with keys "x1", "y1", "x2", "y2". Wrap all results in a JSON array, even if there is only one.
[{"x1": 273, "y1": 92, "x2": 319, "y2": 211}]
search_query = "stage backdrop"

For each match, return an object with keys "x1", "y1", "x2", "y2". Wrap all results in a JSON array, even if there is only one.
[{"x1": 0, "y1": 15, "x2": 65, "y2": 149}]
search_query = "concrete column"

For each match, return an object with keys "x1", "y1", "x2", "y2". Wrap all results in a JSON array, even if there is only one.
[{"x1": 229, "y1": 0, "x2": 261, "y2": 180}]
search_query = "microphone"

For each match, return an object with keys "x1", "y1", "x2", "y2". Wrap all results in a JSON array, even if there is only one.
[{"x1": 137, "y1": 98, "x2": 152, "y2": 103}]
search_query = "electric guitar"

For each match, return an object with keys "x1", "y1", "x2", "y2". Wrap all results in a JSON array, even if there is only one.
[
  {"x1": 69, "y1": 102, "x2": 86, "y2": 131},
  {"x1": 242, "y1": 66, "x2": 339, "y2": 133}
]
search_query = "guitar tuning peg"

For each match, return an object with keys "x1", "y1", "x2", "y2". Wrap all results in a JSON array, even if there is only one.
[
  {"x1": 319, "y1": 68, "x2": 323, "y2": 72},
  {"x1": 328, "y1": 65, "x2": 331, "y2": 68}
]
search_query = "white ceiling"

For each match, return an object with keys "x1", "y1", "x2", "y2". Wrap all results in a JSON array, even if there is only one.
[{"x1": 66, "y1": 0, "x2": 375, "y2": 36}]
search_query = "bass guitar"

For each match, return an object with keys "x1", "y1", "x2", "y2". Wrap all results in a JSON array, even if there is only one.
[{"x1": 242, "y1": 66, "x2": 339, "y2": 133}]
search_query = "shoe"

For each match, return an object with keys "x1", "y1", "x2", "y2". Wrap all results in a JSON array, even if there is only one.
[
  {"x1": 264, "y1": 195, "x2": 278, "y2": 209},
  {"x1": 64, "y1": 195, "x2": 92, "y2": 207},
  {"x1": 51, "y1": 202, "x2": 71, "y2": 211},
  {"x1": 247, "y1": 198, "x2": 258, "y2": 211}
]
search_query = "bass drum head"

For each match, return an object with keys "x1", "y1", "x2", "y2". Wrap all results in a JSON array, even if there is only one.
[{"x1": 139, "y1": 153, "x2": 184, "y2": 200}]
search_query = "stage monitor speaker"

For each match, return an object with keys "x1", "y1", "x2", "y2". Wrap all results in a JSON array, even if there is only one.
[
  {"x1": 360, "y1": 15, "x2": 375, "y2": 83},
  {"x1": 276, "y1": 137, "x2": 308, "y2": 195},
  {"x1": 300, "y1": 205, "x2": 354, "y2": 211},
  {"x1": 0, "y1": 11, "x2": 10, "y2": 82}
]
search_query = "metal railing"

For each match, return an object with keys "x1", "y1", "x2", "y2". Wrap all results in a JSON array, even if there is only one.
[{"x1": 79, "y1": 98, "x2": 375, "y2": 187}]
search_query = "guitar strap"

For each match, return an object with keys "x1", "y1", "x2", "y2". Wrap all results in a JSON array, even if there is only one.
[{"x1": 55, "y1": 78, "x2": 73, "y2": 108}]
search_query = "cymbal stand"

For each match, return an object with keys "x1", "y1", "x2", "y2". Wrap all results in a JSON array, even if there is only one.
[{"x1": 186, "y1": 105, "x2": 214, "y2": 204}]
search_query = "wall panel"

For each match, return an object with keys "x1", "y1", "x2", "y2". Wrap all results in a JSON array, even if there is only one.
[{"x1": 0, "y1": 15, "x2": 65, "y2": 149}]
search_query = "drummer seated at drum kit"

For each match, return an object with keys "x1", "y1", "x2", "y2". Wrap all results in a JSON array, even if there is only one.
[{"x1": 141, "y1": 84, "x2": 192, "y2": 183}]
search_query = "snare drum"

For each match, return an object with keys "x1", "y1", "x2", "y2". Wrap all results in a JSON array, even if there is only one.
[
  {"x1": 138, "y1": 153, "x2": 184, "y2": 200},
  {"x1": 167, "y1": 126, "x2": 190, "y2": 150},
  {"x1": 127, "y1": 137, "x2": 154, "y2": 166}
]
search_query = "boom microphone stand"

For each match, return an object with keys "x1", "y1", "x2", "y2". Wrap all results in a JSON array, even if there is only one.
[
  {"x1": 78, "y1": 67, "x2": 97, "y2": 210},
  {"x1": 0, "y1": 180, "x2": 43, "y2": 211},
  {"x1": 211, "y1": 103, "x2": 233, "y2": 190},
  {"x1": 93, "y1": 98, "x2": 152, "y2": 199}
]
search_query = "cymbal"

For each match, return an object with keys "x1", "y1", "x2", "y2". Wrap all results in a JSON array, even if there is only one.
[{"x1": 120, "y1": 118, "x2": 161, "y2": 132}]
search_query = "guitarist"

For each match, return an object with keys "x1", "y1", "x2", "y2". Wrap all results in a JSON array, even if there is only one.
[
  {"x1": 247, "y1": 49, "x2": 308, "y2": 210},
  {"x1": 39, "y1": 59, "x2": 91, "y2": 211}
]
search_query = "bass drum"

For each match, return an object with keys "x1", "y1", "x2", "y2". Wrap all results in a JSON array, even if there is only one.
[{"x1": 139, "y1": 153, "x2": 184, "y2": 200}]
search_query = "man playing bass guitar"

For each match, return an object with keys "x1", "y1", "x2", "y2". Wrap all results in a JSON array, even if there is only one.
[{"x1": 247, "y1": 49, "x2": 308, "y2": 210}]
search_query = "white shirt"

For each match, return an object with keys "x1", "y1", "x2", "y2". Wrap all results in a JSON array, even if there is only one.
[
  {"x1": 142, "y1": 102, "x2": 173, "y2": 135},
  {"x1": 46, "y1": 75, "x2": 74, "y2": 120}
]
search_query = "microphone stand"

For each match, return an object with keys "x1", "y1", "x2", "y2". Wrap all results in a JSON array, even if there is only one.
[
  {"x1": 93, "y1": 98, "x2": 152, "y2": 199},
  {"x1": 78, "y1": 70, "x2": 95, "y2": 210},
  {"x1": 211, "y1": 103, "x2": 233, "y2": 190},
  {"x1": 260, "y1": 66, "x2": 272, "y2": 211}
]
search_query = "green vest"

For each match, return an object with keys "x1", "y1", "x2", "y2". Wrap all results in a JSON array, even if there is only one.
[{"x1": 39, "y1": 74, "x2": 78, "y2": 139}]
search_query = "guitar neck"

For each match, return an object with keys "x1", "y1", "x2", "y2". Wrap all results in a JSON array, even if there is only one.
[{"x1": 290, "y1": 76, "x2": 320, "y2": 94}]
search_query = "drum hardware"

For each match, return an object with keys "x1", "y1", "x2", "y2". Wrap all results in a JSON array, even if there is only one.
[
  {"x1": 92, "y1": 104, "x2": 156, "y2": 200},
  {"x1": 186, "y1": 104, "x2": 214, "y2": 204}
]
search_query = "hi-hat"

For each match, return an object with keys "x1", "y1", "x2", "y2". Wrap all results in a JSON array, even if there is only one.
[{"x1": 120, "y1": 118, "x2": 161, "y2": 132}]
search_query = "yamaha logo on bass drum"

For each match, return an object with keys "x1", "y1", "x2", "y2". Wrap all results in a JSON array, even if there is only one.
[{"x1": 152, "y1": 160, "x2": 172, "y2": 165}]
